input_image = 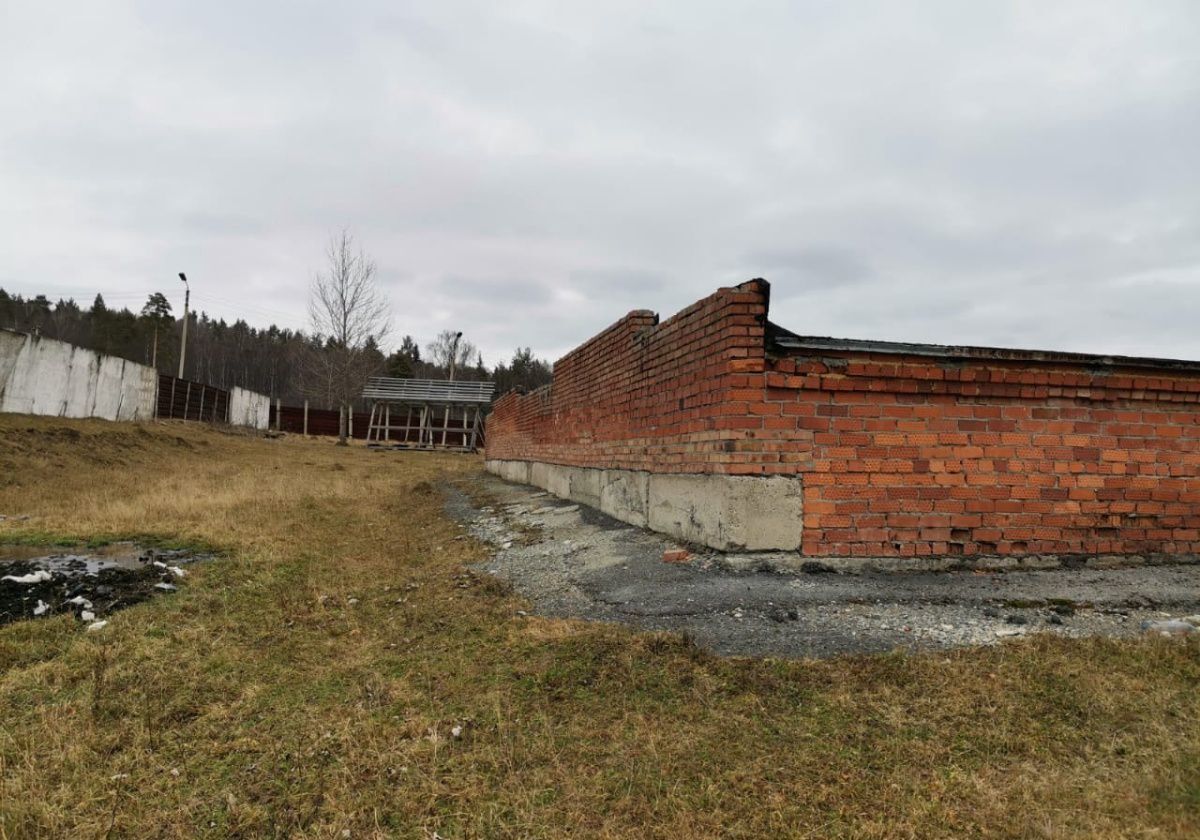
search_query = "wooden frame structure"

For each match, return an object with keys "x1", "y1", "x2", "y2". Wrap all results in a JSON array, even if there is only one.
[{"x1": 362, "y1": 377, "x2": 494, "y2": 452}]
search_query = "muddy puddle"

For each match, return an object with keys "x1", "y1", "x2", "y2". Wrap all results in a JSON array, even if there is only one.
[{"x1": 0, "y1": 543, "x2": 208, "y2": 628}]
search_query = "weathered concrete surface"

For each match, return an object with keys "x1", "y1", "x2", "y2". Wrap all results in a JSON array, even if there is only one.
[
  {"x1": 0, "y1": 329, "x2": 157, "y2": 421},
  {"x1": 598, "y1": 468, "x2": 649, "y2": 529},
  {"x1": 528, "y1": 461, "x2": 553, "y2": 493},
  {"x1": 485, "y1": 459, "x2": 802, "y2": 550},
  {"x1": 522, "y1": 464, "x2": 602, "y2": 509},
  {"x1": 0, "y1": 332, "x2": 23, "y2": 393},
  {"x1": 449, "y1": 472, "x2": 1200, "y2": 659},
  {"x1": 647, "y1": 473, "x2": 802, "y2": 550},
  {"x1": 228, "y1": 386, "x2": 270, "y2": 430},
  {"x1": 491, "y1": 460, "x2": 531, "y2": 484},
  {"x1": 565, "y1": 466, "x2": 601, "y2": 509}
]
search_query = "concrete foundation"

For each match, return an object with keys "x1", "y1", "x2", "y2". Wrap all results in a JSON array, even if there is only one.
[
  {"x1": 492, "y1": 459, "x2": 531, "y2": 484},
  {"x1": 647, "y1": 473, "x2": 804, "y2": 551},
  {"x1": 598, "y1": 469, "x2": 649, "y2": 529},
  {"x1": 485, "y1": 459, "x2": 803, "y2": 551}
]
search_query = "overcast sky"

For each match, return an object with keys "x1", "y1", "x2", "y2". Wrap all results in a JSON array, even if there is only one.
[{"x1": 1, "y1": 1, "x2": 1198, "y2": 365}]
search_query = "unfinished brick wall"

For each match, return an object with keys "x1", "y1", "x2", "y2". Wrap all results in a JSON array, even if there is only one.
[
  {"x1": 486, "y1": 280, "x2": 772, "y2": 473},
  {"x1": 486, "y1": 280, "x2": 1200, "y2": 559},
  {"x1": 770, "y1": 353, "x2": 1200, "y2": 558}
]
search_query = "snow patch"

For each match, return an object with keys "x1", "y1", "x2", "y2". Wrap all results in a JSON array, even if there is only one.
[{"x1": 2, "y1": 570, "x2": 52, "y2": 584}]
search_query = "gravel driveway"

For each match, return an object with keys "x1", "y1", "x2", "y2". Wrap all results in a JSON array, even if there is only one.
[{"x1": 446, "y1": 472, "x2": 1200, "y2": 658}]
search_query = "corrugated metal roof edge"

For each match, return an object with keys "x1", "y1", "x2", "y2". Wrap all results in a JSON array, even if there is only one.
[
  {"x1": 361, "y1": 376, "x2": 495, "y2": 404},
  {"x1": 766, "y1": 320, "x2": 1200, "y2": 373}
]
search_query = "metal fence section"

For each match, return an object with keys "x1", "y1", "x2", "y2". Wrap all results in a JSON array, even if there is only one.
[
  {"x1": 156, "y1": 374, "x2": 230, "y2": 423},
  {"x1": 152, "y1": 374, "x2": 494, "y2": 447},
  {"x1": 269, "y1": 404, "x2": 372, "y2": 439}
]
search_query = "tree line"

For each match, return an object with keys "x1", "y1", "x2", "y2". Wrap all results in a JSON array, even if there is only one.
[{"x1": 0, "y1": 286, "x2": 552, "y2": 411}]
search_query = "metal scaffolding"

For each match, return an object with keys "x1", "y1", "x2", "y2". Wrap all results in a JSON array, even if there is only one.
[{"x1": 361, "y1": 377, "x2": 494, "y2": 452}]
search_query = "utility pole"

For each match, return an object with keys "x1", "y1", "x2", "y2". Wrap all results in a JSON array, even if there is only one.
[
  {"x1": 448, "y1": 331, "x2": 463, "y2": 381},
  {"x1": 177, "y1": 272, "x2": 190, "y2": 379}
]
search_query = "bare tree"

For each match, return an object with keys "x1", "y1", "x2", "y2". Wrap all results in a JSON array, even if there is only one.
[
  {"x1": 304, "y1": 230, "x2": 391, "y2": 444},
  {"x1": 426, "y1": 329, "x2": 478, "y2": 379}
]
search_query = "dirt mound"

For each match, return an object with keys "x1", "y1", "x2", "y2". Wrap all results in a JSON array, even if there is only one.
[{"x1": 0, "y1": 416, "x2": 213, "y2": 485}]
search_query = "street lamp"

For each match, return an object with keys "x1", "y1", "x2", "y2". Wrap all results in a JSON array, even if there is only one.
[
  {"x1": 177, "y1": 272, "x2": 190, "y2": 379},
  {"x1": 448, "y1": 331, "x2": 463, "y2": 381}
]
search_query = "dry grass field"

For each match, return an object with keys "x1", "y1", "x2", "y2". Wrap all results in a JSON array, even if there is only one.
[{"x1": 0, "y1": 416, "x2": 1198, "y2": 838}]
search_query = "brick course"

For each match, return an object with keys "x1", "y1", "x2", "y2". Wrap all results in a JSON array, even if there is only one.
[{"x1": 486, "y1": 279, "x2": 1200, "y2": 559}]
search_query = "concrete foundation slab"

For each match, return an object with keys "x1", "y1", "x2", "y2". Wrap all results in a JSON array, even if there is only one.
[
  {"x1": 489, "y1": 459, "x2": 530, "y2": 485},
  {"x1": 599, "y1": 469, "x2": 649, "y2": 529},
  {"x1": 648, "y1": 473, "x2": 803, "y2": 551},
  {"x1": 567, "y1": 466, "x2": 602, "y2": 509},
  {"x1": 484, "y1": 459, "x2": 802, "y2": 551},
  {"x1": 528, "y1": 461, "x2": 552, "y2": 491}
]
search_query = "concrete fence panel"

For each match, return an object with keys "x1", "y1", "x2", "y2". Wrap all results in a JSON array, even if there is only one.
[
  {"x1": 93, "y1": 353, "x2": 126, "y2": 419},
  {"x1": 0, "y1": 329, "x2": 157, "y2": 421},
  {"x1": 229, "y1": 386, "x2": 270, "y2": 430},
  {"x1": 0, "y1": 331, "x2": 23, "y2": 389},
  {"x1": 116, "y1": 360, "x2": 158, "y2": 421}
]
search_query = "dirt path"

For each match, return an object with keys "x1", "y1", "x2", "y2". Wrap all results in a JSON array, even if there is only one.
[{"x1": 449, "y1": 472, "x2": 1200, "y2": 658}]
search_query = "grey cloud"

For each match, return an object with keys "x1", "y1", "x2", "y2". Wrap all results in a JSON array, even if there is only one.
[
  {"x1": 568, "y1": 268, "x2": 669, "y2": 295},
  {"x1": 430, "y1": 276, "x2": 551, "y2": 305},
  {"x1": 749, "y1": 246, "x2": 874, "y2": 294},
  {"x1": 1, "y1": 0, "x2": 1198, "y2": 365}
]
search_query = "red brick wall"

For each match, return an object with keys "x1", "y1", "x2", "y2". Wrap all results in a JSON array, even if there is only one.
[
  {"x1": 486, "y1": 280, "x2": 1200, "y2": 559},
  {"x1": 770, "y1": 353, "x2": 1200, "y2": 558},
  {"x1": 486, "y1": 280, "x2": 771, "y2": 473}
]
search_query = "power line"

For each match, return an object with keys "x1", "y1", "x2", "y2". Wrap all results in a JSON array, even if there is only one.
[{"x1": 189, "y1": 292, "x2": 306, "y2": 325}]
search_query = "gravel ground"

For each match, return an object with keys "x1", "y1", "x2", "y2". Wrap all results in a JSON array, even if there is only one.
[{"x1": 445, "y1": 473, "x2": 1200, "y2": 658}]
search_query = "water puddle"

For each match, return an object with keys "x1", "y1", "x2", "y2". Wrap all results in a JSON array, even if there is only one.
[{"x1": 0, "y1": 542, "x2": 208, "y2": 627}]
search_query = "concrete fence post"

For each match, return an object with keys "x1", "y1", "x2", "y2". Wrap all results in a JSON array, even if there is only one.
[{"x1": 303, "y1": 400, "x2": 309, "y2": 436}]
